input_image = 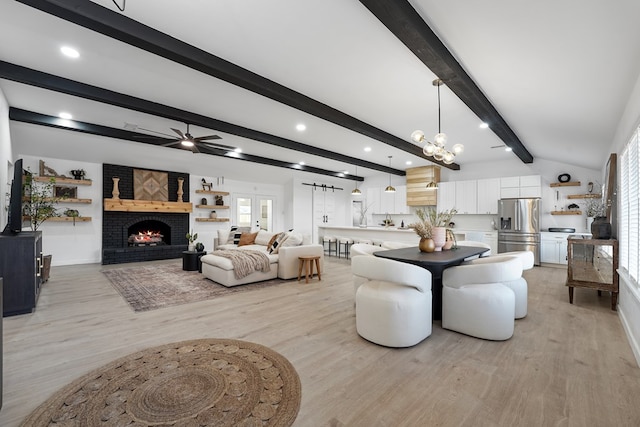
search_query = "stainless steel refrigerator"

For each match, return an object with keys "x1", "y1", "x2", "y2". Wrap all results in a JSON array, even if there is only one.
[{"x1": 498, "y1": 198, "x2": 541, "y2": 265}]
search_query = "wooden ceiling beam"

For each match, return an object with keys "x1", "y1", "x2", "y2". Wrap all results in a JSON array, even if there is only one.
[
  {"x1": 0, "y1": 61, "x2": 399, "y2": 176},
  {"x1": 360, "y1": 0, "x2": 534, "y2": 164},
  {"x1": 9, "y1": 108, "x2": 366, "y2": 181},
  {"x1": 15, "y1": 0, "x2": 458, "y2": 170}
]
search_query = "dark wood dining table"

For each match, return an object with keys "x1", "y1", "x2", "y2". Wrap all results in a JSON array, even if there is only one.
[{"x1": 373, "y1": 245, "x2": 490, "y2": 320}]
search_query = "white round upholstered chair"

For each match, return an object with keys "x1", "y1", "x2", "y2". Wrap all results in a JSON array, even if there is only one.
[
  {"x1": 465, "y1": 251, "x2": 534, "y2": 319},
  {"x1": 456, "y1": 240, "x2": 491, "y2": 261},
  {"x1": 441, "y1": 256, "x2": 522, "y2": 340},
  {"x1": 352, "y1": 256, "x2": 433, "y2": 347},
  {"x1": 349, "y1": 243, "x2": 383, "y2": 257}
]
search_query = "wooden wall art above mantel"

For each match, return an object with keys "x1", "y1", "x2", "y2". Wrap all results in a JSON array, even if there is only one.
[{"x1": 103, "y1": 199, "x2": 193, "y2": 213}]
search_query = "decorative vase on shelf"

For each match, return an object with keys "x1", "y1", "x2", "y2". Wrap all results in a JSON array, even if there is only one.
[
  {"x1": 590, "y1": 216, "x2": 611, "y2": 239},
  {"x1": 210, "y1": 210, "x2": 217, "y2": 219},
  {"x1": 432, "y1": 226, "x2": 447, "y2": 251},
  {"x1": 419, "y1": 237, "x2": 435, "y2": 253}
]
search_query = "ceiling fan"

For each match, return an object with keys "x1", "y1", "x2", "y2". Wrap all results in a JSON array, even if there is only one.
[{"x1": 161, "y1": 123, "x2": 235, "y2": 153}]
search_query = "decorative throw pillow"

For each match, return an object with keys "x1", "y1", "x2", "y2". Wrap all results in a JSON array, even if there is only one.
[
  {"x1": 226, "y1": 226, "x2": 241, "y2": 245},
  {"x1": 217, "y1": 229, "x2": 231, "y2": 246},
  {"x1": 238, "y1": 231, "x2": 258, "y2": 246},
  {"x1": 254, "y1": 230, "x2": 275, "y2": 246},
  {"x1": 266, "y1": 233, "x2": 279, "y2": 251},
  {"x1": 281, "y1": 231, "x2": 303, "y2": 247},
  {"x1": 268, "y1": 232, "x2": 289, "y2": 254}
]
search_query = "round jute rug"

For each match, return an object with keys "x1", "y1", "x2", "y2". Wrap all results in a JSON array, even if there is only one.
[{"x1": 22, "y1": 338, "x2": 301, "y2": 426}]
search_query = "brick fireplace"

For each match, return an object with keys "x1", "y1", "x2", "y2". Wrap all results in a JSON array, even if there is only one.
[{"x1": 102, "y1": 164, "x2": 191, "y2": 265}]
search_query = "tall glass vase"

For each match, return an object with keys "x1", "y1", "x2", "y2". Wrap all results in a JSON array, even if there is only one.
[{"x1": 432, "y1": 227, "x2": 447, "y2": 251}]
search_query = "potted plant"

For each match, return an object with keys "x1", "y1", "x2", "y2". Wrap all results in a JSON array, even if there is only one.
[
  {"x1": 186, "y1": 229, "x2": 198, "y2": 251},
  {"x1": 22, "y1": 173, "x2": 62, "y2": 231},
  {"x1": 408, "y1": 208, "x2": 434, "y2": 252}
]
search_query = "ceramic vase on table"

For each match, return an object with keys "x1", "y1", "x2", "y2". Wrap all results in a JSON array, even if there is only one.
[
  {"x1": 590, "y1": 216, "x2": 611, "y2": 239},
  {"x1": 432, "y1": 227, "x2": 447, "y2": 251},
  {"x1": 419, "y1": 237, "x2": 435, "y2": 253},
  {"x1": 188, "y1": 243, "x2": 195, "y2": 252}
]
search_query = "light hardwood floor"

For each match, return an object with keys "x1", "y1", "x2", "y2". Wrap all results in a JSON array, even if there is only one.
[{"x1": 2, "y1": 257, "x2": 639, "y2": 426}]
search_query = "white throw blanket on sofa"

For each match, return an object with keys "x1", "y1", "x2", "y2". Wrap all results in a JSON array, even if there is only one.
[{"x1": 212, "y1": 249, "x2": 271, "y2": 279}]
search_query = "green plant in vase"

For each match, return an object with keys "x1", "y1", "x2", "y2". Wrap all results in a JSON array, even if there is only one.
[{"x1": 186, "y1": 229, "x2": 198, "y2": 251}]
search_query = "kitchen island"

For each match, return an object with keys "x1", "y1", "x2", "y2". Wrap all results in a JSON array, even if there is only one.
[
  {"x1": 318, "y1": 226, "x2": 418, "y2": 245},
  {"x1": 318, "y1": 226, "x2": 498, "y2": 253}
]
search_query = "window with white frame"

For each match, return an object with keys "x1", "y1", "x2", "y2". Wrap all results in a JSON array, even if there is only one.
[{"x1": 619, "y1": 126, "x2": 639, "y2": 285}]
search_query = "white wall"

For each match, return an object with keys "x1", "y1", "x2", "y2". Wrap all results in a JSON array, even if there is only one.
[{"x1": 608, "y1": 70, "x2": 640, "y2": 366}]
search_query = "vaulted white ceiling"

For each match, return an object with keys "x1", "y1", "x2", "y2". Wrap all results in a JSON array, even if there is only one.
[{"x1": 2, "y1": 0, "x2": 640, "y2": 183}]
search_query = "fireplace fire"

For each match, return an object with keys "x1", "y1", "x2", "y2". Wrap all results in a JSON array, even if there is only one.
[
  {"x1": 128, "y1": 230, "x2": 164, "y2": 246},
  {"x1": 126, "y1": 219, "x2": 172, "y2": 247}
]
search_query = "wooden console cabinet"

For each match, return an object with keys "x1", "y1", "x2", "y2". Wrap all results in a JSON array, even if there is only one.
[
  {"x1": 566, "y1": 235, "x2": 618, "y2": 310},
  {"x1": 0, "y1": 231, "x2": 43, "y2": 316}
]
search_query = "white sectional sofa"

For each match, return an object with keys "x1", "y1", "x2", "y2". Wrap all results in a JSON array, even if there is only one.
[{"x1": 201, "y1": 229, "x2": 324, "y2": 287}]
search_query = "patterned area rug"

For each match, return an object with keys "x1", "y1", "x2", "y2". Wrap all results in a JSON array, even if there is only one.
[
  {"x1": 21, "y1": 338, "x2": 301, "y2": 426},
  {"x1": 102, "y1": 263, "x2": 292, "y2": 312}
]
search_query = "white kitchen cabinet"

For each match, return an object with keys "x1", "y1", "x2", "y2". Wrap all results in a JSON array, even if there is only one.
[
  {"x1": 394, "y1": 185, "x2": 408, "y2": 214},
  {"x1": 437, "y1": 181, "x2": 456, "y2": 212},
  {"x1": 455, "y1": 180, "x2": 477, "y2": 214},
  {"x1": 540, "y1": 232, "x2": 569, "y2": 264},
  {"x1": 379, "y1": 187, "x2": 395, "y2": 214},
  {"x1": 476, "y1": 178, "x2": 500, "y2": 214},
  {"x1": 365, "y1": 187, "x2": 380, "y2": 221},
  {"x1": 500, "y1": 175, "x2": 541, "y2": 198}
]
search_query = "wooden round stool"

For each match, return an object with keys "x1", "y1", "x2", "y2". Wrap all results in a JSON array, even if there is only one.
[{"x1": 298, "y1": 255, "x2": 322, "y2": 284}]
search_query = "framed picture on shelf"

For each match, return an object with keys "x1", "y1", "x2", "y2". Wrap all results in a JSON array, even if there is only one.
[{"x1": 54, "y1": 185, "x2": 77, "y2": 199}]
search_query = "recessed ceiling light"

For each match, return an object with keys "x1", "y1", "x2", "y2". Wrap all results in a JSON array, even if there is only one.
[
  {"x1": 299, "y1": 161, "x2": 305, "y2": 165},
  {"x1": 479, "y1": 122, "x2": 489, "y2": 129},
  {"x1": 406, "y1": 160, "x2": 412, "y2": 165},
  {"x1": 505, "y1": 146, "x2": 513, "y2": 152},
  {"x1": 343, "y1": 170, "x2": 349, "y2": 175},
  {"x1": 60, "y1": 46, "x2": 80, "y2": 58},
  {"x1": 234, "y1": 147, "x2": 242, "y2": 153},
  {"x1": 58, "y1": 112, "x2": 72, "y2": 120},
  {"x1": 296, "y1": 123, "x2": 306, "y2": 132},
  {"x1": 364, "y1": 147, "x2": 371, "y2": 152}
]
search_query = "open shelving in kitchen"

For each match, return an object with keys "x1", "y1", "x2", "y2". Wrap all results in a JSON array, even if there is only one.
[
  {"x1": 551, "y1": 210, "x2": 582, "y2": 215},
  {"x1": 549, "y1": 181, "x2": 581, "y2": 187}
]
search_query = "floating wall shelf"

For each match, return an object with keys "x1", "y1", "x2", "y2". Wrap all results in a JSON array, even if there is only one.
[
  {"x1": 195, "y1": 218, "x2": 230, "y2": 222},
  {"x1": 551, "y1": 210, "x2": 582, "y2": 215},
  {"x1": 195, "y1": 190, "x2": 229, "y2": 196},
  {"x1": 550, "y1": 181, "x2": 581, "y2": 187},
  {"x1": 195, "y1": 205, "x2": 229, "y2": 209},
  {"x1": 34, "y1": 176, "x2": 92, "y2": 185},
  {"x1": 567, "y1": 194, "x2": 602, "y2": 199}
]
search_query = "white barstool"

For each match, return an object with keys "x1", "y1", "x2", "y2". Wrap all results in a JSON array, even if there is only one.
[
  {"x1": 338, "y1": 236, "x2": 354, "y2": 259},
  {"x1": 322, "y1": 235, "x2": 337, "y2": 257}
]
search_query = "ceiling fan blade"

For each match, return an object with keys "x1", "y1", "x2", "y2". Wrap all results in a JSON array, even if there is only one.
[
  {"x1": 191, "y1": 143, "x2": 201, "y2": 154},
  {"x1": 194, "y1": 134, "x2": 222, "y2": 142},
  {"x1": 171, "y1": 128, "x2": 185, "y2": 139},
  {"x1": 159, "y1": 139, "x2": 181, "y2": 147}
]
